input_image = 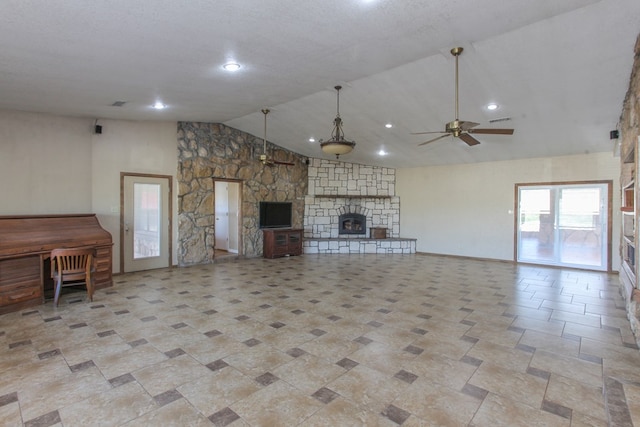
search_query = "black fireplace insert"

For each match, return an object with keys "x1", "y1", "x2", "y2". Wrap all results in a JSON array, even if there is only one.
[{"x1": 339, "y1": 213, "x2": 366, "y2": 235}]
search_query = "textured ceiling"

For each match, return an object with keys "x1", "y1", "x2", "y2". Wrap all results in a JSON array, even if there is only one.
[{"x1": 1, "y1": 0, "x2": 638, "y2": 167}]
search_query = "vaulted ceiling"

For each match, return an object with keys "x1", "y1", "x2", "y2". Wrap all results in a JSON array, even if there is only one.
[{"x1": 1, "y1": 0, "x2": 638, "y2": 167}]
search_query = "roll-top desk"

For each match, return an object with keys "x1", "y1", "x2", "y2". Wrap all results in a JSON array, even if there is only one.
[{"x1": 0, "y1": 214, "x2": 113, "y2": 314}]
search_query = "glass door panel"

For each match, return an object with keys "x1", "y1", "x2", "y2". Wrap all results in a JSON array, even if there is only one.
[
  {"x1": 518, "y1": 188, "x2": 555, "y2": 262},
  {"x1": 133, "y1": 183, "x2": 160, "y2": 259}
]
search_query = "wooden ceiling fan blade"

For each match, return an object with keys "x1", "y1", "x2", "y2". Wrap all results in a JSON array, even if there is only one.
[
  {"x1": 468, "y1": 128, "x2": 514, "y2": 135},
  {"x1": 459, "y1": 133, "x2": 481, "y2": 146},
  {"x1": 459, "y1": 121, "x2": 480, "y2": 131},
  {"x1": 418, "y1": 134, "x2": 450, "y2": 146},
  {"x1": 273, "y1": 160, "x2": 294, "y2": 166}
]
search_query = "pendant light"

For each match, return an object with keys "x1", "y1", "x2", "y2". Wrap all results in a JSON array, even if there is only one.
[{"x1": 319, "y1": 85, "x2": 356, "y2": 158}]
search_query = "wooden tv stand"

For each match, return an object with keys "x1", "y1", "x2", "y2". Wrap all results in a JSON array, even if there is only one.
[{"x1": 263, "y1": 228, "x2": 303, "y2": 259}]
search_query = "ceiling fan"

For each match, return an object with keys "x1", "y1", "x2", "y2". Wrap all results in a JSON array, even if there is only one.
[
  {"x1": 259, "y1": 109, "x2": 294, "y2": 167},
  {"x1": 413, "y1": 47, "x2": 514, "y2": 147}
]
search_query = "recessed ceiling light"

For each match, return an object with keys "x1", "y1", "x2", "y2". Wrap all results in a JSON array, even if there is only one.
[
  {"x1": 486, "y1": 103, "x2": 499, "y2": 111},
  {"x1": 308, "y1": 137, "x2": 315, "y2": 143},
  {"x1": 385, "y1": 123, "x2": 393, "y2": 129},
  {"x1": 378, "y1": 150, "x2": 388, "y2": 156},
  {"x1": 152, "y1": 102, "x2": 166, "y2": 110},
  {"x1": 223, "y1": 62, "x2": 241, "y2": 72}
]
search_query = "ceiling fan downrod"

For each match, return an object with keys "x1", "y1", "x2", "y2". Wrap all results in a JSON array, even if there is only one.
[{"x1": 451, "y1": 47, "x2": 463, "y2": 124}]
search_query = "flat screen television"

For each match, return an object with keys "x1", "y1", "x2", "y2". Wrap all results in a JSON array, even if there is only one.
[{"x1": 259, "y1": 201, "x2": 292, "y2": 229}]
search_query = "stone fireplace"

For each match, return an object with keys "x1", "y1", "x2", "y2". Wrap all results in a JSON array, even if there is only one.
[{"x1": 303, "y1": 158, "x2": 416, "y2": 254}]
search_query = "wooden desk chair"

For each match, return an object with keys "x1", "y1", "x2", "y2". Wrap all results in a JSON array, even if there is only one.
[{"x1": 50, "y1": 247, "x2": 96, "y2": 307}]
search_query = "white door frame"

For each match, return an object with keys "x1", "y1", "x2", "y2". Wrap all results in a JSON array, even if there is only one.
[
  {"x1": 514, "y1": 180, "x2": 612, "y2": 272},
  {"x1": 120, "y1": 172, "x2": 173, "y2": 273}
]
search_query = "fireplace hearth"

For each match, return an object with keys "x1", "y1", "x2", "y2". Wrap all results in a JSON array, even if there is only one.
[{"x1": 339, "y1": 213, "x2": 366, "y2": 235}]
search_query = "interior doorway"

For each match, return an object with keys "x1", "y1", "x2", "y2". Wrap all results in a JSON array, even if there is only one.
[
  {"x1": 214, "y1": 180, "x2": 241, "y2": 259},
  {"x1": 121, "y1": 173, "x2": 172, "y2": 272},
  {"x1": 516, "y1": 181, "x2": 611, "y2": 271}
]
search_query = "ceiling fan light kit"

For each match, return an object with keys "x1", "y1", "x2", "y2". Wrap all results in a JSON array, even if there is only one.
[
  {"x1": 413, "y1": 47, "x2": 514, "y2": 147},
  {"x1": 319, "y1": 85, "x2": 356, "y2": 158}
]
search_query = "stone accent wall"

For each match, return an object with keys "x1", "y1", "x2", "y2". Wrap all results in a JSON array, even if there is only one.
[
  {"x1": 304, "y1": 158, "x2": 400, "y2": 239},
  {"x1": 308, "y1": 159, "x2": 395, "y2": 196},
  {"x1": 177, "y1": 122, "x2": 307, "y2": 265},
  {"x1": 620, "y1": 34, "x2": 640, "y2": 340}
]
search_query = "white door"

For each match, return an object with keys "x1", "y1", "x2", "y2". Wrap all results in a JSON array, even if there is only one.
[
  {"x1": 215, "y1": 181, "x2": 229, "y2": 251},
  {"x1": 214, "y1": 180, "x2": 240, "y2": 254},
  {"x1": 123, "y1": 175, "x2": 170, "y2": 272}
]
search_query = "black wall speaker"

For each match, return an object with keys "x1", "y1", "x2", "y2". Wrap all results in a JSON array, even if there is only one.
[
  {"x1": 94, "y1": 125, "x2": 103, "y2": 134},
  {"x1": 610, "y1": 130, "x2": 619, "y2": 140}
]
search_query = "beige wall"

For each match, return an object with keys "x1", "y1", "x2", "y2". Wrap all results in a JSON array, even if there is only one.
[
  {"x1": 0, "y1": 110, "x2": 93, "y2": 214},
  {"x1": 91, "y1": 119, "x2": 178, "y2": 272},
  {"x1": 0, "y1": 110, "x2": 178, "y2": 272},
  {"x1": 397, "y1": 152, "x2": 621, "y2": 270}
]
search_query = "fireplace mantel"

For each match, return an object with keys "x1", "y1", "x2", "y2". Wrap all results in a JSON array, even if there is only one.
[{"x1": 314, "y1": 195, "x2": 392, "y2": 199}]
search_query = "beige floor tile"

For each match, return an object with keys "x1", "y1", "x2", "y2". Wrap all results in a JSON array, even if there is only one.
[
  {"x1": 411, "y1": 330, "x2": 475, "y2": 360},
  {"x1": 222, "y1": 344, "x2": 292, "y2": 377},
  {"x1": 569, "y1": 411, "x2": 609, "y2": 427},
  {"x1": 298, "y1": 332, "x2": 361, "y2": 361},
  {"x1": 403, "y1": 352, "x2": 478, "y2": 391},
  {"x1": 465, "y1": 339, "x2": 533, "y2": 373},
  {"x1": 0, "y1": 400, "x2": 21, "y2": 427},
  {"x1": 468, "y1": 362, "x2": 548, "y2": 408},
  {"x1": 59, "y1": 381, "x2": 155, "y2": 426},
  {"x1": 20, "y1": 367, "x2": 111, "y2": 422},
  {"x1": 394, "y1": 377, "x2": 481, "y2": 425},
  {"x1": 511, "y1": 315, "x2": 565, "y2": 336},
  {"x1": 530, "y1": 350, "x2": 603, "y2": 388},
  {"x1": 93, "y1": 344, "x2": 167, "y2": 380},
  {"x1": 544, "y1": 374, "x2": 607, "y2": 423},
  {"x1": 272, "y1": 352, "x2": 345, "y2": 394},
  {"x1": 230, "y1": 380, "x2": 323, "y2": 426},
  {"x1": 177, "y1": 366, "x2": 260, "y2": 416},
  {"x1": 347, "y1": 341, "x2": 419, "y2": 376},
  {"x1": 327, "y1": 364, "x2": 409, "y2": 410},
  {"x1": 519, "y1": 329, "x2": 580, "y2": 357},
  {"x1": 132, "y1": 354, "x2": 212, "y2": 396},
  {"x1": 563, "y1": 321, "x2": 623, "y2": 346},
  {"x1": 122, "y1": 398, "x2": 217, "y2": 427},
  {"x1": 464, "y1": 322, "x2": 523, "y2": 347},
  {"x1": 299, "y1": 397, "x2": 397, "y2": 427},
  {"x1": 624, "y1": 382, "x2": 640, "y2": 427},
  {"x1": 471, "y1": 393, "x2": 570, "y2": 427}
]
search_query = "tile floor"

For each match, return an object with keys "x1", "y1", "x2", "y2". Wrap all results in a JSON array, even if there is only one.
[{"x1": 1, "y1": 254, "x2": 640, "y2": 426}]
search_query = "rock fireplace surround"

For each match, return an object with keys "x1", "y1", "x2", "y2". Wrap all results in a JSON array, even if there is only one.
[{"x1": 303, "y1": 159, "x2": 415, "y2": 254}]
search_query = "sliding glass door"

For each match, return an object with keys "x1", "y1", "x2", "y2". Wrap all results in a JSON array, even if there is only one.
[{"x1": 517, "y1": 183, "x2": 609, "y2": 271}]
